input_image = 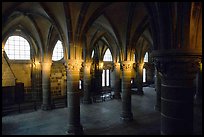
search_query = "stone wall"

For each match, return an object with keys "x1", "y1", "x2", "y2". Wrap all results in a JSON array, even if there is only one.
[
  {"x1": 2, "y1": 54, "x2": 16, "y2": 86},
  {"x1": 50, "y1": 62, "x2": 66, "y2": 98}
]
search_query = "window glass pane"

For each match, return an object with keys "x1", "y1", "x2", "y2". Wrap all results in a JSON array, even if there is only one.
[
  {"x1": 4, "y1": 36, "x2": 30, "y2": 60},
  {"x1": 144, "y1": 52, "x2": 148, "y2": 62},
  {"x1": 9, "y1": 54, "x2": 15, "y2": 59},
  {"x1": 91, "y1": 50, "x2": 94, "y2": 58},
  {"x1": 52, "y1": 40, "x2": 64, "y2": 61},
  {"x1": 143, "y1": 68, "x2": 146, "y2": 82},
  {"x1": 102, "y1": 69, "x2": 105, "y2": 87},
  {"x1": 106, "y1": 69, "x2": 109, "y2": 86},
  {"x1": 79, "y1": 80, "x2": 82, "y2": 89},
  {"x1": 103, "y1": 49, "x2": 112, "y2": 61}
]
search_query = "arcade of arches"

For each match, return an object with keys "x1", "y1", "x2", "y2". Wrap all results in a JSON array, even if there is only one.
[{"x1": 2, "y1": 2, "x2": 202, "y2": 135}]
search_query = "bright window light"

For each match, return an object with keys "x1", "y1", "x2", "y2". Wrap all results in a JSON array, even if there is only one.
[
  {"x1": 106, "y1": 69, "x2": 109, "y2": 86},
  {"x1": 144, "y1": 52, "x2": 148, "y2": 62},
  {"x1": 102, "y1": 69, "x2": 105, "y2": 87},
  {"x1": 103, "y1": 48, "x2": 112, "y2": 61},
  {"x1": 79, "y1": 80, "x2": 82, "y2": 89},
  {"x1": 52, "y1": 40, "x2": 64, "y2": 61},
  {"x1": 143, "y1": 68, "x2": 146, "y2": 82},
  {"x1": 91, "y1": 50, "x2": 94, "y2": 58},
  {"x1": 4, "y1": 36, "x2": 30, "y2": 60}
]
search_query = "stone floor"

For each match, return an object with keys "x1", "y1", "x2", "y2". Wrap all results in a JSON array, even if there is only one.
[{"x1": 2, "y1": 87, "x2": 202, "y2": 135}]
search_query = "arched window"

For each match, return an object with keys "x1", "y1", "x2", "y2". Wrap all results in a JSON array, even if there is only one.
[
  {"x1": 144, "y1": 52, "x2": 148, "y2": 62},
  {"x1": 103, "y1": 48, "x2": 112, "y2": 61},
  {"x1": 52, "y1": 40, "x2": 64, "y2": 61},
  {"x1": 4, "y1": 36, "x2": 30, "y2": 60}
]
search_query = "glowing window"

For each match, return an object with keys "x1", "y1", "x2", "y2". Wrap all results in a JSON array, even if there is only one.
[
  {"x1": 91, "y1": 50, "x2": 94, "y2": 58},
  {"x1": 102, "y1": 69, "x2": 110, "y2": 87},
  {"x1": 103, "y1": 49, "x2": 112, "y2": 61},
  {"x1": 144, "y1": 52, "x2": 148, "y2": 62},
  {"x1": 143, "y1": 68, "x2": 146, "y2": 82},
  {"x1": 102, "y1": 69, "x2": 105, "y2": 87},
  {"x1": 106, "y1": 69, "x2": 109, "y2": 86},
  {"x1": 52, "y1": 40, "x2": 64, "y2": 61},
  {"x1": 79, "y1": 80, "x2": 82, "y2": 89},
  {"x1": 4, "y1": 36, "x2": 30, "y2": 60}
]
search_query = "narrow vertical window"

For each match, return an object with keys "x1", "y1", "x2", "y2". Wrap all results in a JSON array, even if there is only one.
[
  {"x1": 106, "y1": 69, "x2": 109, "y2": 86},
  {"x1": 102, "y1": 69, "x2": 105, "y2": 87},
  {"x1": 91, "y1": 50, "x2": 94, "y2": 58},
  {"x1": 143, "y1": 68, "x2": 146, "y2": 82},
  {"x1": 79, "y1": 80, "x2": 82, "y2": 89}
]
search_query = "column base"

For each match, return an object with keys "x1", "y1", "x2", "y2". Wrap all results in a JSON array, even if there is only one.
[
  {"x1": 83, "y1": 98, "x2": 92, "y2": 104},
  {"x1": 66, "y1": 124, "x2": 84, "y2": 135},
  {"x1": 41, "y1": 104, "x2": 52, "y2": 110},
  {"x1": 120, "y1": 112, "x2": 133, "y2": 121}
]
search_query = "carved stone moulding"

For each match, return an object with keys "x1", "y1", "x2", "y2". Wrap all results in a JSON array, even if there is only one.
[
  {"x1": 151, "y1": 50, "x2": 202, "y2": 80},
  {"x1": 120, "y1": 61, "x2": 134, "y2": 71},
  {"x1": 66, "y1": 59, "x2": 83, "y2": 72}
]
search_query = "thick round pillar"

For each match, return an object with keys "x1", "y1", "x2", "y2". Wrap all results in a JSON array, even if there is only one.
[
  {"x1": 154, "y1": 68, "x2": 161, "y2": 112},
  {"x1": 66, "y1": 60, "x2": 83, "y2": 135},
  {"x1": 113, "y1": 63, "x2": 121, "y2": 99},
  {"x1": 41, "y1": 62, "x2": 52, "y2": 110},
  {"x1": 153, "y1": 53, "x2": 201, "y2": 135},
  {"x1": 120, "y1": 61, "x2": 133, "y2": 121},
  {"x1": 83, "y1": 62, "x2": 92, "y2": 104}
]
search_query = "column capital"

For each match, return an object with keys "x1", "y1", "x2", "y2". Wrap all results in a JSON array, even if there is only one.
[
  {"x1": 120, "y1": 61, "x2": 134, "y2": 71},
  {"x1": 82, "y1": 62, "x2": 92, "y2": 72},
  {"x1": 66, "y1": 59, "x2": 83, "y2": 72},
  {"x1": 114, "y1": 62, "x2": 120, "y2": 68},
  {"x1": 103, "y1": 63, "x2": 114, "y2": 70},
  {"x1": 153, "y1": 56, "x2": 201, "y2": 80},
  {"x1": 111, "y1": 62, "x2": 120, "y2": 72}
]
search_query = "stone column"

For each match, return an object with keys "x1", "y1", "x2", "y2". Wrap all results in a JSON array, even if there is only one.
[
  {"x1": 154, "y1": 67, "x2": 161, "y2": 112},
  {"x1": 83, "y1": 62, "x2": 92, "y2": 104},
  {"x1": 194, "y1": 62, "x2": 202, "y2": 105},
  {"x1": 41, "y1": 62, "x2": 52, "y2": 110},
  {"x1": 95, "y1": 62, "x2": 103, "y2": 93},
  {"x1": 120, "y1": 61, "x2": 133, "y2": 121},
  {"x1": 153, "y1": 54, "x2": 200, "y2": 135},
  {"x1": 32, "y1": 61, "x2": 41, "y2": 101},
  {"x1": 113, "y1": 63, "x2": 121, "y2": 99},
  {"x1": 135, "y1": 63, "x2": 144, "y2": 95},
  {"x1": 66, "y1": 60, "x2": 83, "y2": 135}
]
